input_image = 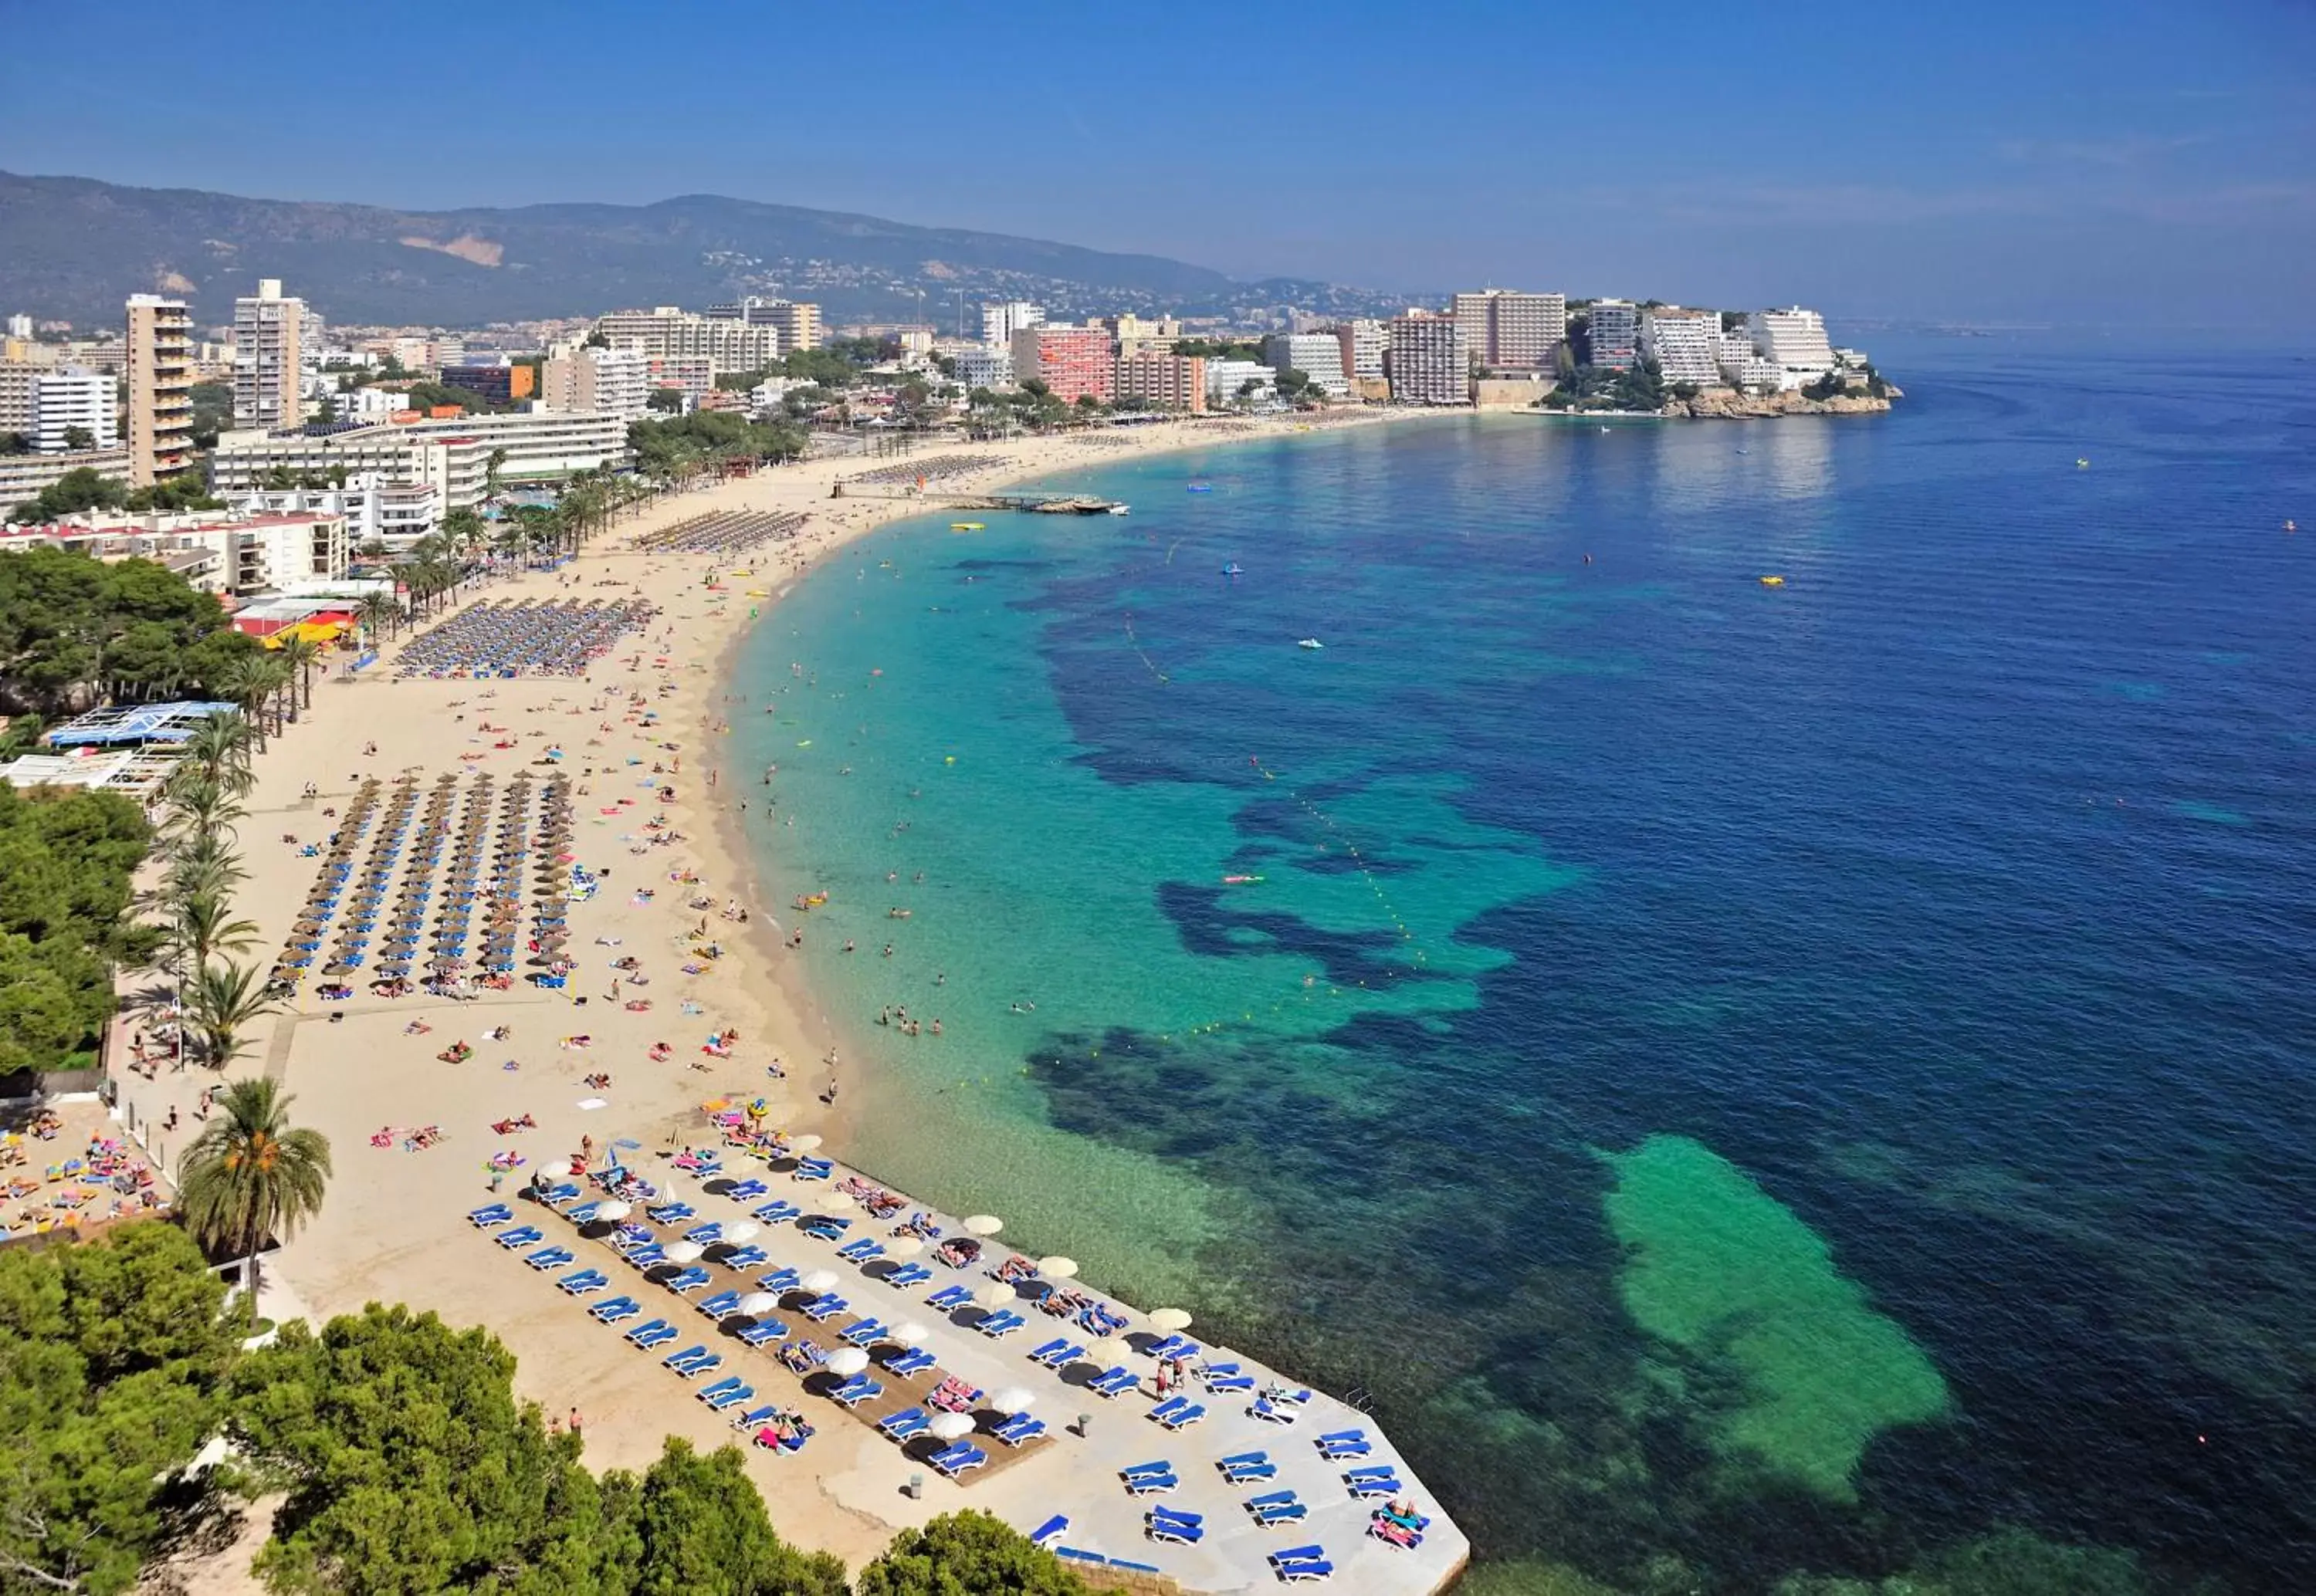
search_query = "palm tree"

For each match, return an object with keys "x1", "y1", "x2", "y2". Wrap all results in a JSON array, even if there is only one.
[
  {"x1": 277, "y1": 635, "x2": 322, "y2": 712},
  {"x1": 188, "y1": 959, "x2": 277, "y2": 1070},
  {"x1": 176, "y1": 1077, "x2": 332, "y2": 1322},
  {"x1": 165, "y1": 891, "x2": 260, "y2": 975},
  {"x1": 356, "y1": 591, "x2": 399, "y2": 648},
  {"x1": 178, "y1": 712, "x2": 257, "y2": 795},
  {"x1": 159, "y1": 775, "x2": 245, "y2": 847},
  {"x1": 251, "y1": 653, "x2": 296, "y2": 733},
  {"x1": 212, "y1": 657, "x2": 277, "y2": 752}
]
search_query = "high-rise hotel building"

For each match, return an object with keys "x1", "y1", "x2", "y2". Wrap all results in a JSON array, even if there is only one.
[{"x1": 125, "y1": 294, "x2": 196, "y2": 485}]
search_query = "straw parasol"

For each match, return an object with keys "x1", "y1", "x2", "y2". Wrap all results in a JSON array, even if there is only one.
[
  {"x1": 787, "y1": 1133, "x2": 824, "y2": 1153},
  {"x1": 1082, "y1": 1334, "x2": 1132, "y2": 1364},
  {"x1": 990, "y1": 1386, "x2": 1035, "y2": 1415},
  {"x1": 927, "y1": 1412, "x2": 977, "y2": 1441},
  {"x1": 884, "y1": 1236, "x2": 925, "y2": 1259},
  {"x1": 962, "y1": 1214, "x2": 1003, "y2": 1237},
  {"x1": 1147, "y1": 1307, "x2": 1194, "y2": 1332},
  {"x1": 1037, "y1": 1256, "x2": 1079, "y2": 1280},
  {"x1": 814, "y1": 1191, "x2": 856, "y2": 1214},
  {"x1": 824, "y1": 1347, "x2": 871, "y2": 1377},
  {"x1": 975, "y1": 1283, "x2": 1016, "y2": 1310}
]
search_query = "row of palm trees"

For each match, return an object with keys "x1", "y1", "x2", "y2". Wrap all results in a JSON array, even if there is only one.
[{"x1": 153, "y1": 708, "x2": 332, "y2": 1318}]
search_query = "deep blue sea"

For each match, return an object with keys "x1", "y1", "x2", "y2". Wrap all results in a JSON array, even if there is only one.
[{"x1": 729, "y1": 336, "x2": 2316, "y2": 1593}]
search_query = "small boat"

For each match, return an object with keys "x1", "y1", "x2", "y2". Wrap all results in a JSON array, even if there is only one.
[
  {"x1": 950, "y1": 522, "x2": 985, "y2": 532},
  {"x1": 1600, "y1": 426, "x2": 1610, "y2": 434},
  {"x1": 1297, "y1": 638, "x2": 1325, "y2": 651},
  {"x1": 2077, "y1": 458, "x2": 2090, "y2": 469},
  {"x1": 2286, "y1": 519, "x2": 2299, "y2": 534},
  {"x1": 1759, "y1": 575, "x2": 1786, "y2": 587},
  {"x1": 1221, "y1": 874, "x2": 1265, "y2": 884},
  {"x1": 1222, "y1": 563, "x2": 1244, "y2": 577},
  {"x1": 1187, "y1": 483, "x2": 1213, "y2": 493},
  {"x1": 1107, "y1": 504, "x2": 1130, "y2": 515}
]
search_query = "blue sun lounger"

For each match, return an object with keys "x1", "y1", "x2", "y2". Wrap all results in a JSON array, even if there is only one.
[
  {"x1": 792, "y1": 1156, "x2": 833, "y2": 1181},
  {"x1": 929, "y1": 1442, "x2": 987, "y2": 1477},
  {"x1": 836, "y1": 1238, "x2": 885, "y2": 1263},
  {"x1": 495, "y1": 1225, "x2": 544, "y2": 1249},
  {"x1": 589, "y1": 1296, "x2": 642, "y2": 1324},
  {"x1": 1146, "y1": 1334, "x2": 1200, "y2": 1361},
  {"x1": 1122, "y1": 1468, "x2": 1179, "y2": 1496},
  {"x1": 723, "y1": 1178, "x2": 769, "y2": 1199},
  {"x1": 1029, "y1": 1515, "x2": 1068, "y2": 1549},
  {"x1": 883, "y1": 1263, "x2": 934, "y2": 1288},
  {"x1": 564, "y1": 1202, "x2": 603, "y2": 1225},
  {"x1": 1248, "y1": 1491, "x2": 1308, "y2": 1527},
  {"x1": 537, "y1": 1182, "x2": 581, "y2": 1205},
  {"x1": 665, "y1": 1347, "x2": 723, "y2": 1377},
  {"x1": 1147, "y1": 1506, "x2": 1204, "y2": 1544},
  {"x1": 799, "y1": 1294, "x2": 849, "y2": 1321},
  {"x1": 624, "y1": 1316, "x2": 671, "y2": 1343},
  {"x1": 1344, "y1": 1469, "x2": 1401, "y2": 1498},
  {"x1": 736, "y1": 1319, "x2": 788, "y2": 1347},
  {"x1": 879, "y1": 1406, "x2": 932, "y2": 1441},
  {"x1": 698, "y1": 1375, "x2": 746, "y2": 1402},
  {"x1": 733, "y1": 1404, "x2": 780, "y2": 1429},
  {"x1": 662, "y1": 1267, "x2": 713, "y2": 1294},
  {"x1": 1269, "y1": 1547, "x2": 1333, "y2": 1582},
  {"x1": 698, "y1": 1290, "x2": 743, "y2": 1317},
  {"x1": 646, "y1": 1202, "x2": 696, "y2": 1223},
  {"x1": 1206, "y1": 1371, "x2": 1256, "y2": 1393},
  {"x1": 720, "y1": 1246, "x2": 769, "y2": 1269},
  {"x1": 828, "y1": 1375, "x2": 882, "y2": 1407},
  {"x1": 1315, "y1": 1429, "x2": 1370, "y2": 1460},
  {"x1": 703, "y1": 1381, "x2": 756, "y2": 1411},
  {"x1": 1220, "y1": 1450, "x2": 1277, "y2": 1484},
  {"x1": 757, "y1": 1266, "x2": 801, "y2": 1293},
  {"x1": 1155, "y1": 1402, "x2": 1206, "y2": 1431},
  {"x1": 796, "y1": 1214, "x2": 849, "y2": 1240},
  {"x1": 523, "y1": 1245, "x2": 575, "y2": 1270},
  {"x1": 993, "y1": 1415, "x2": 1046, "y2": 1447},
  {"x1": 557, "y1": 1269, "x2": 610, "y2": 1294},
  {"x1": 1250, "y1": 1395, "x2": 1300, "y2": 1425},
  {"x1": 1088, "y1": 1367, "x2": 1139, "y2": 1398},
  {"x1": 975, "y1": 1310, "x2": 1027, "y2": 1337},
  {"x1": 624, "y1": 1246, "x2": 669, "y2": 1270},
  {"x1": 469, "y1": 1203, "x2": 513, "y2": 1226},
  {"x1": 629, "y1": 1322, "x2": 679, "y2": 1350},
  {"x1": 926, "y1": 1284, "x2": 973, "y2": 1311},
  {"x1": 682, "y1": 1222, "x2": 724, "y2": 1246},
  {"x1": 1027, "y1": 1337, "x2": 1083, "y2": 1368},
  {"x1": 751, "y1": 1199, "x2": 802, "y2": 1224},
  {"x1": 882, "y1": 1347, "x2": 936, "y2": 1378},
  {"x1": 838, "y1": 1318, "x2": 890, "y2": 1347}
]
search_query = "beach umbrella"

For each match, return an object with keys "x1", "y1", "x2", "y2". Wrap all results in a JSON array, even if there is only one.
[
  {"x1": 1083, "y1": 1335, "x2": 1132, "y2": 1364},
  {"x1": 824, "y1": 1347, "x2": 871, "y2": 1377},
  {"x1": 884, "y1": 1236, "x2": 925, "y2": 1259},
  {"x1": 814, "y1": 1192, "x2": 855, "y2": 1214},
  {"x1": 799, "y1": 1268, "x2": 838, "y2": 1293},
  {"x1": 1038, "y1": 1256, "x2": 1079, "y2": 1281},
  {"x1": 665, "y1": 1241, "x2": 705, "y2": 1263},
  {"x1": 785, "y1": 1133, "x2": 822, "y2": 1153},
  {"x1": 889, "y1": 1320, "x2": 929, "y2": 1346},
  {"x1": 962, "y1": 1214, "x2": 1003, "y2": 1237},
  {"x1": 1148, "y1": 1307, "x2": 1194, "y2": 1332},
  {"x1": 738, "y1": 1291, "x2": 780, "y2": 1316},
  {"x1": 723, "y1": 1220, "x2": 760, "y2": 1244},
  {"x1": 927, "y1": 1412, "x2": 976, "y2": 1441},
  {"x1": 975, "y1": 1283, "x2": 1015, "y2": 1310},
  {"x1": 990, "y1": 1386, "x2": 1035, "y2": 1415}
]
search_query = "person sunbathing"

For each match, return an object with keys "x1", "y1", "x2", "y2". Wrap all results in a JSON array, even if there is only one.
[
  {"x1": 648, "y1": 1043, "x2": 674, "y2": 1062},
  {"x1": 582, "y1": 1073, "x2": 611, "y2": 1090}
]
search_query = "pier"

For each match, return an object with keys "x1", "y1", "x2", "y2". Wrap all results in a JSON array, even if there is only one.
[{"x1": 832, "y1": 482, "x2": 1129, "y2": 515}]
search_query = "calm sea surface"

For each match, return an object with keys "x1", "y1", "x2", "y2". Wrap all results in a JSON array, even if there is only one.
[{"x1": 726, "y1": 336, "x2": 2316, "y2": 1593}]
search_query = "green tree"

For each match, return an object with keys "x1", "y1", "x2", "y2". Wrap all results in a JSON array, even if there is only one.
[
  {"x1": 645, "y1": 388, "x2": 686, "y2": 414},
  {"x1": 0, "y1": 1222, "x2": 237, "y2": 1595},
  {"x1": 0, "y1": 782, "x2": 151, "y2": 1078},
  {"x1": 177, "y1": 1077, "x2": 329, "y2": 1314},
  {"x1": 602, "y1": 1439, "x2": 847, "y2": 1596},
  {"x1": 62, "y1": 424, "x2": 96, "y2": 451},
  {"x1": 183, "y1": 960, "x2": 279, "y2": 1072},
  {"x1": 857, "y1": 1512, "x2": 1112, "y2": 1596}
]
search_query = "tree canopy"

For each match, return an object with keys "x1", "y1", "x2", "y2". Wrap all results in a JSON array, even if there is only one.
[
  {"x1": 0, "y1": 546, "x2": 259, "y2": 717},
  {"x1": 856, "y1": 1513, "x2": 1116, "y2": 1596},
  {"x1": 0, "y1": 778, "x2": 153, "y2": 1082},
  {"x1": 627, "y1": 412, "x2": 807, "y2": 479}
]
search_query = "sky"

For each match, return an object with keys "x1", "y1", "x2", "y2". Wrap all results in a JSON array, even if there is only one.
[{"x1": 4, "y1": 0, "x2": 2313, "y2": 326}]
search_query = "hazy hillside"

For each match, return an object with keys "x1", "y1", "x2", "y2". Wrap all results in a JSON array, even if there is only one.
[{"x1": 0, "y1": 172, "x2": 1410, "y2": 330}]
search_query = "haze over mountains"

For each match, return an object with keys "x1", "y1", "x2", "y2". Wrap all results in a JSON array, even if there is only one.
[{"x1": 0, "y1": 172, "x2": 1417, "y2": 330}]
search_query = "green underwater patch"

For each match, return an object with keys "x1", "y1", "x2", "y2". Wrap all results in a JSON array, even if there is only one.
[{"x1": 1603, "y1": 1134, "x2": 1949, "y2": 1500}]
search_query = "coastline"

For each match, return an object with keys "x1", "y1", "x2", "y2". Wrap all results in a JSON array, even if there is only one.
[{"x1": 103, "y1": 404, "x2": 1446, "y2": 1584}]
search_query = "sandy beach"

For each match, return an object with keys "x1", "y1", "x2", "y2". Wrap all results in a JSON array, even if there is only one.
[{"x1": 103, "y1": 409, "x2": 1462, "y2": 1588}]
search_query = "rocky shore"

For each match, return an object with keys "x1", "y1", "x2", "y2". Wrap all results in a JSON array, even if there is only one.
[{"x1": 1670, "y1": 384, "x2": 1901, "y2": 418}]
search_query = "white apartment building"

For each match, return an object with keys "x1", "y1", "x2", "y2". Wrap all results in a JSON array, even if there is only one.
[
  {"x1": 953, "y1": 347, "x2": 1014, "y2": 390},
  {"x1": 1385, "y1": 315, "x2": 1468, "y2": 405},
  {"x1": 31, "y1": 368, "x2": 117, "y2": 452},
  {"x1": 212, "y1": 409, "x2": 628, "y2": 507},
  {"x1": 234, "y1": 279, "x2": 313, "y2": 431},
  {"x1": 228, "y1": 473, "x2": 442, "y2": 553},
  {"x1": 1586, "y1": 299, "x2": 1638, "y2": 370},
  {"x1": 594, "y1": 308, "x2": 780, "y2": 374},
  {"x1": 980, "y1": 301, "x2": 1045, "y2": 347},
  {"x1": 1205, "y1": 358, "x2": 1275, "y2": 404},
  {"x1": 540, "y1": 345, "x2": 652, "y2": 421},
  {"x1": 1336, "y1": 320, "x2": 1387, "y2": 383},
  {"x1": 703, "y1": 297, "x2": 823, "y2": 353},
  {"x1": 0, "y1": 449, "x2": 134, "y2": 511},
  {"x1": 648, "y1": 354, "x2": 715, "y2": 406},
  {"x1": 330, "y1": 386, "x2": 407, "y2": 422},
  {"x1": 1452, "y1": 290, "x2": 1566, "y2": 370},
  {"x1": 0, "y1": 362, "x2": 40, "y2": 435},
  {"x1": 1639, "y1": 307, "x2": 1724, "y2": 387},
  {"x1": 1749, "y1": 307, "x2": 1837, "y2": 390},
  {"x1": 1715, "y1": 328, "x2": 1782, "y2": 393},
  {"x1": 1261, "y1": 333, "x2": 1352, "y2": 397},
  {"x1": 4, "y1": 314, "x2": 29, "y2": 340}
]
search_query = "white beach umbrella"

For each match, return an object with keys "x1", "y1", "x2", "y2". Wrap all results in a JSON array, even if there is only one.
[
  {"x1": 800, "y1": 1268, "x2": 839, "y2": 1293},
  {"x1": 815, "y1": 1191, "x2": 857, "y2": 1214},
  {"x1": 824, "y1": 1347, "x2": 872, "y2": 1377},
  {"x1": 975, "y1": 1283, "x2": 1016, "y2": 1310},
  {"x1": 962, "y1": 1214, "x2": 1004, "y2": 1236},
  {"x1": 889, "y1": 1320, "x2": 929, "y2": 1346},
  {"x1": 593, "y1": 1199, "x2": 631, "y2": 1222},
  {"x1": 788, "y1": 1133, "x2": 824, "y2": 1153},
  {"x1": 1147, "y1": 1307, "x2": 1194, "y2": 1332},
  {"x1": 723, "y1": 1220, "x2": 760, "y2": 1244},
  {"x1": 927, "y1": 1412, "x2": 977, "y2": 1441},
  {"x1": 664, "y1": 1241, "x2": 706, "y2": 1264},
  {"x1": 1083, "y1": 1335, "x2": 1132, "y2": 1365},
  {"x1": 1037, "y1": 1256, "x2": 1079, "y2": 1280},
  {"x1": 738, "y1": 1292, "x2": 780, "y2": 1316},
  {"x1": 884, "y1": 1236, "x2": 926, "y2": 1259},
  {"x1": 990, "y1": 1386, "x2": 1036, "y2": 1415}
]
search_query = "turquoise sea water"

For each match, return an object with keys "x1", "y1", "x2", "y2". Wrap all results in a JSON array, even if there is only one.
[{"x1": 727, "y1": 338, "x2": 2316, "y2": 1592}]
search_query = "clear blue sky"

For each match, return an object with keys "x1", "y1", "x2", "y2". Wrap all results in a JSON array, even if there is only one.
[{"x1": 5, "y1": 0, "x2": 2311, "y2": 326}]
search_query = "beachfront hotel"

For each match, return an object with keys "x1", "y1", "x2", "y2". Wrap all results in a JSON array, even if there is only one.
[
  {"x1": 1451, "y1": 289, "x2": 1566, "y2": 370},
  {"x1": 1385, "y1": 313, "x2": 1468, "y2": 404},
  {"x1": 211, "y1": 408, "x2": 628, "y2": 505},
  {"x1": 125, "y1": 294, "x2": 197, "y2": 485},
  {"x1": 1114, "y1": 352, "x2": 1210, "y2": 413},
  {"x1": 1010, "y1": 325, "x2": 1113, "y2": 404},
  {"x1": 1748, "y1": 306, "x2": 1838, "y2": 389},
  {"x1": 1585, "y1": 298, "x2": 1639, "y2": 370},
  {"x1": 1639, "y1": 306, "x2": 1724, "y2": 387},
  {"x1": 1261, "y1": 333, "x2": 1353, "y2": 397}
]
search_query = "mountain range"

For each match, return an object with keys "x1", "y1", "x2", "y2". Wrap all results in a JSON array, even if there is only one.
[{"x1": 0, "y1": 172, "x2": 1415, "y2": 332}]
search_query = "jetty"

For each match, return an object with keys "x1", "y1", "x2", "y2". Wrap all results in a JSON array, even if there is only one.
[
  {"x1": 486, "y1": 1145, "x2": 1471, "y2": 1594},
  {"x1": 832, "y1": 483, "x2": 1129, "y2": 516}
]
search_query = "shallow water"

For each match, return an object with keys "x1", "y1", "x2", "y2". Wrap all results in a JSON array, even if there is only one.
[{"x1": 730, "y1": 337, "x2": 2316, "y2": 1591}]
